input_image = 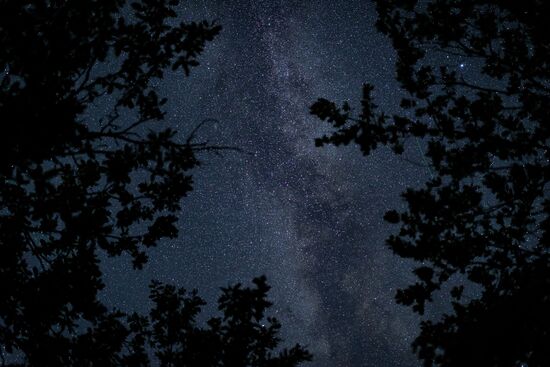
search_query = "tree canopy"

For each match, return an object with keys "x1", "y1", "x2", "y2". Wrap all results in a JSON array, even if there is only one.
[
  {"x1": 311, "y1": 1, "x2": 549, "y2": 366},
  {"x1": 0, "y1": 1, "x2": 311, "y2": 366}
]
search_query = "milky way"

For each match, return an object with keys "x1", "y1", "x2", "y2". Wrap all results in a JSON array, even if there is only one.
[{"x1": 103, "y1": 2, "x2": 433, "y2": 366}]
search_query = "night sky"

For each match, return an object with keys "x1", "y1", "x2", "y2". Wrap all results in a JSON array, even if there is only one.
[{"x1": 101, "y1": 1, "x2": 444, "y2": 366}]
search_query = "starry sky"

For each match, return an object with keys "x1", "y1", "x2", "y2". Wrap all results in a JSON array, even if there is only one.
[{"x1": 102, "y1": 1, "x2": 440, "y2": 366}]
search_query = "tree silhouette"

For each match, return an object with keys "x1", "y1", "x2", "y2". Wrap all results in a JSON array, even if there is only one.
[
  {"x1": 140, "y1": 276, "x2": 311, "y2": 367},
  {"x1": 0, "y1": 1, "x2": 311, "y2": 366},
  {"x1": 311, "y1": 1, "x2": 549, "y2": 366}
]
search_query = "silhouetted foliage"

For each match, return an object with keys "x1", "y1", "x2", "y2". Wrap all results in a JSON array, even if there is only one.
[
  {"x1": 121, "y1": 276, "x2": 311, "y2": 367},
  {"x1": 311, "y1": 1, "x2": 549, "y2": 366},
  {"x1": 141, "y1": 276, "x2": 312, "y2": 367},
  {"x1": 0, "y1": 1, "x2": 311, "y2": 366}
]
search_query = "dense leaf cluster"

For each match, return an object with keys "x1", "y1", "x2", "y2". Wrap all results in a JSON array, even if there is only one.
[
  {"x1": 0, "y1": 1, "x2": 310, "y2": 366},
  {"x1": 124, "y1": 277, "x2": 311, "y2": 367},
  {"x1": 311, "y1": 1, "x2": 549, "y2": 366},
  {"x1": 139, "y1": 277, "x2": 311, "y2": 367}
]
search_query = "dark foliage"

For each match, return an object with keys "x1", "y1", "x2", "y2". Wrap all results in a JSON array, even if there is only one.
[
  {"x1": 140, "y1": 276, "x2": 312, "y2": 367},
  {"x1": 121, "y1": 276, "x2": 311, "y2": 367},
  {"x1": 311, "y1": 1, "x2": 549, "y2": 366},
  {"x1": 0, "y1": 1, "x2": 311, "y2": 366}
]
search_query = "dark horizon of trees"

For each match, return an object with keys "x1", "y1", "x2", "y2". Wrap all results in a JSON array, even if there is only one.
[
  {"x1": 0, "y1": 1, "x2": 311, "y2": 366},
  {"x1": 311, "y1": 1, "x2": 549, "y2": 366}
]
